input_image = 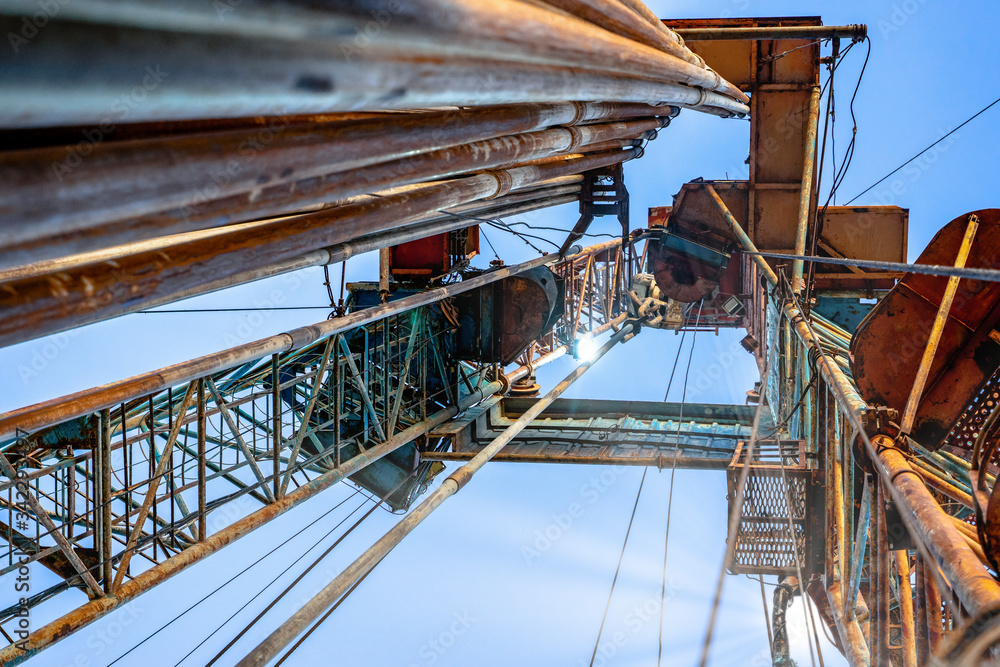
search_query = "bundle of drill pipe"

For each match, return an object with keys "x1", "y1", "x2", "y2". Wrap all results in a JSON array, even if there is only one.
[{"x1": 0, "y1": 0, "x2": 748, "y2": 350}]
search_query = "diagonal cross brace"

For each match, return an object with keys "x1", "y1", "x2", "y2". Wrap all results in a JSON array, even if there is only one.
[
  {"x1": 0, "y1": 451, "x2": 105, "y2": 598},
  {"x1": 111, "y1": 383, "x2": 197, "y2": 592}
]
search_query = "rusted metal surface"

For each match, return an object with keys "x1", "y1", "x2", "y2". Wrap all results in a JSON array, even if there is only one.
[
  {"x1": 0, "y1": 151, "x2": 636, "y2": 349},
  {"x1": 792, "y1": 86, "x2": 821, "y2": 293},
  {"x1": 896, "y1": 551, "x2": 918, "y2": 667},
  {"x1": 0, "y1": 114, "x2": 665, "y2": 269},
  {"x1": 867, "y1": 434, "x2": 1000, "y2": 619},
  {"x1": 672, "y1": 24, "x2": 867, "y2": 41},
  {"x1": 500, "y1": 268, "x2": 563, "y2": 365},
  {"x1": 900, "y1": 214, "x2": 980, "y2": 435},
  {"x1": 852, "y1": 209, "x2": 1000, "y2": 448},
  {"x1": 0, "y1": 2, "x2": 747, "y2": 129}
]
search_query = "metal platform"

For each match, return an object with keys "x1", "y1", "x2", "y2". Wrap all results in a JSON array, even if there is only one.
[{"x1": 424, "y1": 397, "x2": 768, "y2": 468}]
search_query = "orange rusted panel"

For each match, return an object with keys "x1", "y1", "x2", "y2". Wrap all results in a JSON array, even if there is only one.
[
  {"x1": 851, "y1": 208, "x2": 1000, "y2": 448},
  {"x1": 813, "y1": 206, "x2": 907, "y2": 291}
]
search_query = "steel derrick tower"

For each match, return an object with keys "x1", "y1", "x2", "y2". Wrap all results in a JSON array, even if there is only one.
[{"x1": 1, "y1": 4, "x2": 1000, "y2": 666}]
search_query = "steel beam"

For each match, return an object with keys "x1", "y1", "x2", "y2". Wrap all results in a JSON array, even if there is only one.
[
  {"x1": 236, "y1": 322, "x2": 637, "y2": 667},
  {"x1": 673, "y1": 25, "x2": 867, "y2": 41}
]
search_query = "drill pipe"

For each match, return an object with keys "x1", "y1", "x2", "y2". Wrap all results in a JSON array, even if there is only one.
[
  {"x1": 0, "y1": 150, "x2": 635, "y2": 348},
  {"x1": 0, "y1": 108, "x2": 670, "y2": 268}
]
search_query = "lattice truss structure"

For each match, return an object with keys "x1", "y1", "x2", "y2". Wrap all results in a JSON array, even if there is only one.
[{"x1": 0, "y1": 241, "x2": 636, "y2": 645}]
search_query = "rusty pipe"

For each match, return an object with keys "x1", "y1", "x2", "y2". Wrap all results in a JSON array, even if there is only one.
[
  {"x1": 1, "y1": 115, "x2": 665, "y2": 269},
  {"x1": 2, "y1": 184, "x2": 582, "y2": 282},
  {"x1": 236, "y1": 321, "x2": 635, "y2": 667},
  {"x1": 868, "y1": 435, "x2": 1000, "y2": 619},
  {"x1": 0, "y1": 191, "x2": 582, "y2": 327},
  {"x1": 792, "y1": 86, "x2": 821, "y2": 294},
  {"x1": 0, "y1": 13, "x2": 747, "y2": 129},
  {"x1": 0, "y1": 237, "x2": 623, "y2": 441},
  {"x1": 540, "y1": 0, "x2": 702, "y2": 67},
  {"x1": 825, "y1": 581, "x2": 871, "y2": 667},
  {"x1": 0, "y1": 150, "x2": 636, "y2": 349}
]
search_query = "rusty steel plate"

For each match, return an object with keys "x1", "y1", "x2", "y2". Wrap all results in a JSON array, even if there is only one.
[{"x1": 850, "y1": 208, "x2": 1000, "y2": 448}]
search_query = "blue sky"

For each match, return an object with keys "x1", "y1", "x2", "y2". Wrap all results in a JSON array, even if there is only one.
[{"x1": 5, "y1": 0, "x2": 1000, "y2": 665}]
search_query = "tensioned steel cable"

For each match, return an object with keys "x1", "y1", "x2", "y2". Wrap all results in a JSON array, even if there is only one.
[
  {"x1": 846, "y1": 93, "x2": 1000, "y2": 205},
  {"x1": 588, "y1": 468, "x2": 648, "y2": 667},
  {"x1": 108, "y1": 487, "x2": 363, "y2": 666},
  {"x1": 174, "y1": 494, "x2": 371, "y2": 667},
  {"x1": 760, "y1": 576, "x2": 774, "y2": 662},
  {"x1": 204, "y1": 470, "x2": 422, "y2": 666},
  {"x1": 661, "y1": 303, "x2": 693, "y2": 402},
  {"x1": 658, "y1": 300, "x2": 702, "y2": 666},
  {"x1": 273, "y1": 556, "x2": 386, "y2": 666},
  {"x1": 747, "y1": 251, "x2": 1000, "y2": 283},
  {"x1": 697, "y1": 295, "x2": 783, "y2": 667}
]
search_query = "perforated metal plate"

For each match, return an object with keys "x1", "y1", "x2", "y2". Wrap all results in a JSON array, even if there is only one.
[{"x1": 726, "y1": 440, "x2": 819, "y2": 576}]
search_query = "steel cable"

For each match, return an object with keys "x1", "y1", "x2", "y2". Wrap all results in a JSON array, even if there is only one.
[{"x1": 658, "y1": 300, "x2": 702, "y2": 666}]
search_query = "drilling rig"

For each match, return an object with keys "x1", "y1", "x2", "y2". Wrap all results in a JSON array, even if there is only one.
[{"x1": 0, "y1": 4, "x2": 998, "y2": 666}]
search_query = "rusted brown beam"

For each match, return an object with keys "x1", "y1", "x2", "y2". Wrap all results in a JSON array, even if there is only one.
[
  {"x1": 792, "y1": 86, "x2": 821, "y2": 293},
  {"x1": 672, "y1": 25, "x2": 867, "y2": 41},
  {"x1": 874, "y1": 481, "x2": 890, "y2": 665},
  {"x1": 896, "y1": 551, "x2": 917, "y2": 667},
  {"x1": 0, "y1": 150, "x2": 634, "y2": 349}
]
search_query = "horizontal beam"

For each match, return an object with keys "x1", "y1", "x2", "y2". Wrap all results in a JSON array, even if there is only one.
[
  {"x1": 428, "y1": 398, "x2": 752, "y2": 469},
  {"x1": 672, "y1": 25, "x2": 867, "y2": 41},
  {"x1": 421, "y1": 451, "x2": 731, "y2": 469}
]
